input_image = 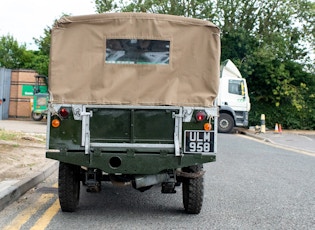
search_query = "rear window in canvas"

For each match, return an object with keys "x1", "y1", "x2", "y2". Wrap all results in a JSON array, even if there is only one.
[{"x1": 105, "y1": 39, "x2": 170, "y2": 65}]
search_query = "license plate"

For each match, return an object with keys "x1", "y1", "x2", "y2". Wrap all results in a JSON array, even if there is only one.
[{"x1": 184, "y1": 130, "x2": 214, "y2": 153}]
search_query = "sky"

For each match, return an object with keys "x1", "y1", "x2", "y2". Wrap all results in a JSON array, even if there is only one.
[{"x1": 0, "y1": 0, "x2": 96, "y2": 50}]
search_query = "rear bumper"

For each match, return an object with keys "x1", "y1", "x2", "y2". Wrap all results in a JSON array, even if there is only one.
[{"x1": 46, "y1": 150, "x2": 215, "y2": 174}]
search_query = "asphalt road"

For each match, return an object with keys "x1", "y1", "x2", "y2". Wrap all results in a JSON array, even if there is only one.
[{"x1": 0, "y1": 133, "x2": 314, "y2": 229}]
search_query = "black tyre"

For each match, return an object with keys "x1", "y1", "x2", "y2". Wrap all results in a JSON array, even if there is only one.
[
  {"x1": 58, "y1": 162, "x2": 81, "y2": 212},
  {"x1": 31, "y1": 111, "x2": 43, "y2": 121},
  {"x1": 182, "y1": 164, "x2": 204, "y2": 214},
  {"x1": 218, "y1": 113, "x2": 234, "y2": 133}
]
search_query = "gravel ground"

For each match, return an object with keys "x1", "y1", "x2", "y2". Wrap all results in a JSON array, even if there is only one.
[{"x1": 0, "y1": 132, "x2": 53, "y2": 182}]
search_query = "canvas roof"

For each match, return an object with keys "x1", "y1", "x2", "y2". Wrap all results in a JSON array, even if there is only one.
[{"x1": 49, "y1": 12, "x2": 221, "y2": 106}]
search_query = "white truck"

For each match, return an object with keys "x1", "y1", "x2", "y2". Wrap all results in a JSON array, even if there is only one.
[{"x1": 217, "y1": 59, "x2": 251, "y2": 133}]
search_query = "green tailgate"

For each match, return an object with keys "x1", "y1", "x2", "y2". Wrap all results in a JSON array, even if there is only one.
[{"x1": 89, "y1": 108, "x2": 176, "y2": 144}]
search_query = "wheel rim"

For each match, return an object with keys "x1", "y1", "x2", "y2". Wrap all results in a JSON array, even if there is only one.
[{"x1": 219, "y1": 119, "x2": 229, "y2": 129}]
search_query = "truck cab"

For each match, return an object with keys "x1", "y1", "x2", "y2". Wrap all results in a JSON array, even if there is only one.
[
  {"x1": 46, "y1": 13, "x2": 221, "y2": 214},
  {"x1": 217, "y1": 60, "x2": 251, "y2": 133}
]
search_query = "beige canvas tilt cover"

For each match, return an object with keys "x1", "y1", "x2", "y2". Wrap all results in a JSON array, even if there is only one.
[{"x1": 49, "y1": 13, "x2": 221, "y2": 106}]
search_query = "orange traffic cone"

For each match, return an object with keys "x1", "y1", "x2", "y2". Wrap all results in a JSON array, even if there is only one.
[
  {"x1": 279, "y1": 124, "x2": 282, "y2": 133},
  {"x1": 274, "y1": 123, "x2": 279, "y2": 133}
]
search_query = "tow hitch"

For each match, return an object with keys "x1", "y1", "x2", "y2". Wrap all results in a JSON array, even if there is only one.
[{"x1": 84, "y1": 169, "x2": 102, "y2": 192}]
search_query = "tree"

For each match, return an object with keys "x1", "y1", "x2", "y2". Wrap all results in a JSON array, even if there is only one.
[
  {"x1": 95, "y1": 0, "x2": 118, "y2": 12},
  {"x1": 0, "y1": 34, "x2": 49, "y2": 76},
  {"x1": 0, "y1": 35, "x2": 31, "y2": 69},
  {"x1": 31, "y1": 15, "x2": 73, "y2": 76},
  {"x1": 24, "y1": 51, "x2": 49, "y2": 76},
  {"x1": 33, "y1": 26, "x2": 51, "y2": 56},
  {"x1": 31, "y1": 25, "x2": 52, "y2": 76}
]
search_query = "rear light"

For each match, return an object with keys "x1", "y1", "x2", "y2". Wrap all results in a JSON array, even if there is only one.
[
  {"x1": 59, "y1": 108, "x2": 70, "y2": 119},
  {"x1": 51, "y1": 118, "x2": 61, "y2": 128},
  {"x1": 195, "y1": 111, "x2": 207, "y2": 122},
  {"x1": 51, "y1": 107, "x2": 70, "y2": 128}
]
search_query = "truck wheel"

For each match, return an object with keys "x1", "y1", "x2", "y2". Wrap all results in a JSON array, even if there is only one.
[
  {"x1": 58, "y1": 162, "x2": 81, "y2": 212},
  {"x1": 182, "y1": 165, "x2": 204, "y2": 214},
  {"x1": 31, "y1": 111, "x2": 43, "y2": 121},
  {"x1": 218, "y1": 113, "x2": 234, "y2": 133}
]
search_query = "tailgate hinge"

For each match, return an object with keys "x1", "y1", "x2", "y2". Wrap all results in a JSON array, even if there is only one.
[
  {"x1": 172, "y1": 109, "x2": 183, "y2": 156},
  {"x1": 81, "y1": 111, "x2": 93, "y2": 154}
]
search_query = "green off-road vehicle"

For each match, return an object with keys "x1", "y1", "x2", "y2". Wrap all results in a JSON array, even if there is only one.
[{"x1": 46, "y1": 13, "x2": 221, "y2": 214}]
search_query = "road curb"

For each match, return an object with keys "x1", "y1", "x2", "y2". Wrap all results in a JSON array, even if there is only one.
[
  {"x1": 0, "y1": 160, "x2": 58, "y2": 212},
  {"x1": 236, "y1": 128, "x2": 274, "y2": 143},
  {"x1": 237, "y1": 129, "x2": 315, "y2": 156}
]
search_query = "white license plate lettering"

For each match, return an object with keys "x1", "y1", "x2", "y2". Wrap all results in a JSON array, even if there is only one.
[
  {"x1": 185, "y1": 131, "x2": 214, "y2": 153},
  {"x1": 189, "y1": 142, "x2": 196, "y2": 152}
]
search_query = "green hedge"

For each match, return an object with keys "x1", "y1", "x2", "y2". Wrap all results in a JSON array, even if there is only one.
[{"x1": 249, "y1": 100, "x2": 315, "y2": 130}]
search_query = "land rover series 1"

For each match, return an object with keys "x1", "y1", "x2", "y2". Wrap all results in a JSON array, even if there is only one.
[{"x1": 46, "y1": 12, "x2": 220, "y2": 214}]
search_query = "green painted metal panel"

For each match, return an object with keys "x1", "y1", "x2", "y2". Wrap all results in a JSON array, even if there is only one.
[
  {"x1": 89, "y1": 109, "x2": 131, "y2": 142},
  {"x1": 133, "y1": 109, "x2": 175, "y2": 143},
  {"x1": 46, "y1": 150, "x2": 215, "y2": 174},
  {"x1": 49, "y1": 113, "x2": 83, "y2": 150},
  {"x1": 88, "y1": 108, "x2": 176, "y2": 144}
]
